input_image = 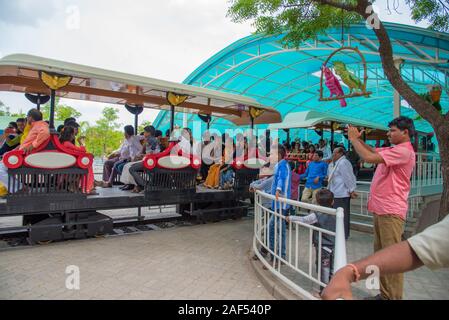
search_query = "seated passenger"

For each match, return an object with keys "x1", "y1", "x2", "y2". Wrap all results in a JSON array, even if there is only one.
[
  {"x1": 205, "y1": 146, "x2": 234, "y2": 189},
  {"x1": 59, "y1": 126, "x2": 95, "y2": 194},
  {"x1": 120, "y1": 125, "x2": 160, "y2": 192},
  {"x1": 98, "y1": 125, "x2": 142, "y2": 188},
  {"x1": 219, "y1": 163, "x2": 234, "y2": 190},
  {"x1": 0, "y1": 122, "x2": 20, "y2": 156},
  {"x1": 0, "y1": 109, "x2": 50, "y2": 191},
  {"x1": 64, "y1": 121, "x2": 81, "y2": 145},
  {"x1": 173, "y1": 127, "x2": 200, "y2": 157}
]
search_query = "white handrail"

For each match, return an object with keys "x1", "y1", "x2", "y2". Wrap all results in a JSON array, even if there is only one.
[{"x1": 253, "y1": 190, "x2": 347, "y2": 300}]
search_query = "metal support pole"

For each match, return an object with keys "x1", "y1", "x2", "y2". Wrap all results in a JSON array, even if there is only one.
[
  {"x1": 134, "y1": 113, "x2": 139, "y2": 135},
  {"x1": 49, "y1": 89, "x2": 56, "y2": 129},
  {"x1": 170, "y1": 105, "x2": 175, "y2": 134},
  {"x1": 36, "y1": 93, "x2": 41, "y2": 111},
  {"x1": 330, "y1": 121, "x2": 335, "y2": 150},
  {"x1": 138, "y1": 207, "x2": 142, "y2": 221}
]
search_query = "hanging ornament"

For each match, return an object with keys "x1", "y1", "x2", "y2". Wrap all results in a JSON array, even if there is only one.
[{"x1": 319, "y1": 47, "x2": 372, "y2": 105}]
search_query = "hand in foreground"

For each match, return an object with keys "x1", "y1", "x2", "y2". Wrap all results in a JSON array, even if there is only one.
[
  {"x1": 321, "y1": 267, "x2": 354, "y2": 300},
  {"x1": 347, "y1": 126, "x2": 364, "y2": 142},
  {"x1": 313, "y1": 177, "x2": 320, "y2": 184},
  {"x1": 350, "y1": 192, "x2": 358, "y2": 199},
  {"x1": 22, "y1": 145, "x2": 34, "y2": 155}
]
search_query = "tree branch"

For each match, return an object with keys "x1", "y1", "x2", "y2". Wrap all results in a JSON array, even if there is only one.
[{"x1": 312, "y1": 0, "x2": 358, "y2": 11}]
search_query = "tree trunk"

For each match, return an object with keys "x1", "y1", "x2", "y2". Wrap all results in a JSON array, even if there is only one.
[
  {"x1": 352, "y1": 0, "x2": 449, "y2": 221},
  {"x1": 436, "y1": 126, "x2": 449, "y2": 220}
]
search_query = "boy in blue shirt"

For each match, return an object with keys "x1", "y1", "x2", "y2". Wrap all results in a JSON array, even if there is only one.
[
  {"x1": 269, "y1": 145, "x2": 291, "y2": 261},
  {"x1": 300, "y1": 150, "x2": 328, "y2": 204}
]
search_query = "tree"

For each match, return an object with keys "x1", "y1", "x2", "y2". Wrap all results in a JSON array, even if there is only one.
[
  {"x1": 228, "y1": 0, "x2": 449, "y2": 220},
  {"x1": 138, "y1": 120, "x2": 153, "y2": 134},
  {"x1": 0, "y1": 100, "x2": 10, "y2": 116},
  {"x1": 0, "y1": 100, "x2": 25, "y2": 118},
  {"x1": 84, "y1": 107, "x2": 123, "y2": 157},
  {"x1": 41, "y1": 98, "x2": 82, "y2": 121}
]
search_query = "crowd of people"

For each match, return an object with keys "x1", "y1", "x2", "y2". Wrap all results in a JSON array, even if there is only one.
[{"x1": 1, "y1": 110, "x2": 447, "y2": 300}]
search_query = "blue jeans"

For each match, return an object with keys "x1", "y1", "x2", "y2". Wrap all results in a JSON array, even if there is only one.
[
  {"x1": 219, "y1": 170, "x2": 233, "y2": 188},
  {"x1": 269, "y1": 209, "x2": 288, "y2": 259}
]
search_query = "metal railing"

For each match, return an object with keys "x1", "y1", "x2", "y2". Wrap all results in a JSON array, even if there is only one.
[
  {"x1": 411, "y1": 158, "x2": 443, "y2": 191},
  {"x1": 351, "y1": 189, "x2": 422, "y2": 220},
  {"x1": 253, "y1": 190, "x2": 347, "y2": 300}
]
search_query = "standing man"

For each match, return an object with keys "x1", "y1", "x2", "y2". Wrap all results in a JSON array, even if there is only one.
[
  {"x1": 319, "y1": 139, "x2": 332, "y2": 163},
  {"x1": 300, "y1": 150, "x2": 328, "y2": 204},
  {"x1": 347, "y1": 116, "x2": 416, "y2": 300},
  {"x1": 327, "y1": 147, "x2": 357, "y2": 240},
  {"x1": 269, "y1": 145, "x2": 291, "y2": 261}
]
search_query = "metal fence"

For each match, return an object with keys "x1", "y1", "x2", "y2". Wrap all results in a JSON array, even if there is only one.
[{"x1": 253, "y1": 190, "x2": 347, "y2": 300}]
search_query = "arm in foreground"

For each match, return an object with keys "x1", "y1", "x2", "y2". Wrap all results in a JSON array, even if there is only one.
[{"x1": 321, "y1": 241, "x2": 423, "y2": 300}]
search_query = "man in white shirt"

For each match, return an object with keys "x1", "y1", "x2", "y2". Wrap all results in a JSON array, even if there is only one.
[
  {"x1": 327, "y1": 147, "x2": 357, "y2": 240},
  {"x1": 100, "y1": 125, "x2": 143, "y2": 188},
  {"x1": 319, "y1": 139, "x2": 332, "y2": 163}
]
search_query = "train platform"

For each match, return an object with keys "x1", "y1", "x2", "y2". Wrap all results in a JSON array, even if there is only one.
[{"x1": 1, "y1": 212, "x2": 448, "y2": 300}]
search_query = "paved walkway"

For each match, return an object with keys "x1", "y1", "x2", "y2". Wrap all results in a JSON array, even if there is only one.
[
  {"x1": 0, "y1": 215, "x2": 448, "y2": 300},
  {"x1": 0, "y1": 217, "x2": 272, "y2": 300}
]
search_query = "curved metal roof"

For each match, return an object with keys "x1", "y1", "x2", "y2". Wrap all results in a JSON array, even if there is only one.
[{"x1": 154, "y1": 22, "x2": 449, "y2": 134}]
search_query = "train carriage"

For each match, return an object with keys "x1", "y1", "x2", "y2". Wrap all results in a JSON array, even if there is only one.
[{"x1": 0, "y1": 54, "x2": 282, "y2": 244}]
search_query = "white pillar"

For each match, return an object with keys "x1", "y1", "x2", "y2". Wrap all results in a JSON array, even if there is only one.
[
  {"x1": 393, "y1": 58, "x2": 404, "y2": 118},
  {"x1": 183, "y1": 109, "x2": 188, "y2": 128}
]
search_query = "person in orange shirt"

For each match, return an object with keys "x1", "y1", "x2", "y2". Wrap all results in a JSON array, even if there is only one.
[
  {"x1": 0, "y1": 109, "x2": 50, "y2": 192},
  {"x1": 19, "y1": 109, "x2": 50, "y2": 154}
]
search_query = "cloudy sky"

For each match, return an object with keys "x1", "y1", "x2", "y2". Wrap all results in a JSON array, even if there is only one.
[{"x1": 0, "y1": 0, "x2": 428, "y2": 127}]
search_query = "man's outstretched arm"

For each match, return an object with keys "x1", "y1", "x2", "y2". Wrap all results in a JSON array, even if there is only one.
[
  {"x1": 321, "y1": 241, "x2": 423, "y2": 300},
  {"x1": 348, "y1": 126, "x2": 385, "y2": 164}
]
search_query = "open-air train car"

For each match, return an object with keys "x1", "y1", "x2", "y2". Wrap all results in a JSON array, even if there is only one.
[{"x1": 0, "y1": 54, "x2": 282, "y2": 244}]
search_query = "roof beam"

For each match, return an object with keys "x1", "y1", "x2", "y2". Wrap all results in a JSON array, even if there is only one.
[{"x1": 0, "y1": 76, "x2": 243, "y2": 117}]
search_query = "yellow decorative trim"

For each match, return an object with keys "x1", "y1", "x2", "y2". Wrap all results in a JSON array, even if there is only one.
[
  {"x1": 167, "y1": 92, "x2": 189, "y2": 107},
  {"x1": 249, "y1": 106, "x2": 264, "y2": 119},
  {"x1": 39, "y1": 71, "x2": 72, "y2": 90}
]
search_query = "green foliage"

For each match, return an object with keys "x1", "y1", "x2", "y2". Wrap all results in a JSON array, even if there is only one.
[
  {"x1": 228, "y1": 0, "x2": 449, "y2": 47},
  {"x1": 41, "y1": 98, "x2": 82, "y2": 121},
  {"x1": 138, "y1": 120, "x2": 153, "y2": 134},
  {"x1": 406, "y1": 0, "x2": 449, "y2": 32},
  {"x1": 228, "y1": 0, "x2": 362, "y2": 46},
  {"x1": 84, "y1": 107, "x2": 124, "y2": 157},
  {"x1": 0, "y1": 100, "x2": 25, "y2": 118}
]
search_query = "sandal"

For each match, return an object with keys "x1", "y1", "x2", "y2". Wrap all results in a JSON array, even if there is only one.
[{"x1": 131, "y1": 187, "x2": 142, "y2": 193}]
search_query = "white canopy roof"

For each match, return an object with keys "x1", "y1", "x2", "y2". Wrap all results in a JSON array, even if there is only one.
[
  {"x1": 268, "y1": 110, "x2": 389, "y2": 131},
  {"x1": 0, "y1": 54, "x2": 282, "y2": 126}
]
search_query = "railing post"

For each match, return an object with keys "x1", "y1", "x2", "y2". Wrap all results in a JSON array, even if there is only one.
[{"x1": 333, "y1": 207, "x2": 347, "y2": 272}]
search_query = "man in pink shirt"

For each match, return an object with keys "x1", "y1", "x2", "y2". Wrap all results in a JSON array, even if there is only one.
[{"x1": 348, "y1": 116, "x2": 416, "y2": 300}]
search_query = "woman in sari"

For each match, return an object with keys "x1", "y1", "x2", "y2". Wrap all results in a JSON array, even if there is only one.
[{"x1": 59, "y1": 126, "x2": 95, "y2": 194}]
